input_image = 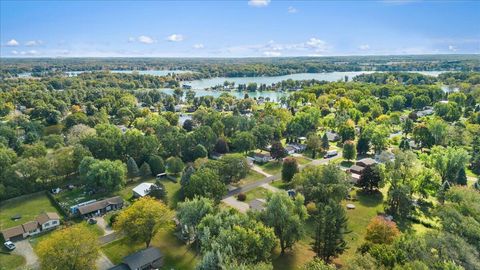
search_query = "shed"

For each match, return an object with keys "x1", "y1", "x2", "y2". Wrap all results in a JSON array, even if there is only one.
[{"x1": 132, "y1": 183, "x2": 155, "y2": 198}]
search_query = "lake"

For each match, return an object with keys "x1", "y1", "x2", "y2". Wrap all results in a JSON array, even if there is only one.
[{"x1": 159, "y1": 88, "x2": 289, "y2": 102}]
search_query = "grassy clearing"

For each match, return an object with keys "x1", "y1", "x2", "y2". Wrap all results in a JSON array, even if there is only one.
[
  {"x1": 336, "y1": 189, "x2": 385, "y2": 265},
  {"x1": 233, "y1": 170, "x2": 265, "y2": 187},
  {"x1": 244, "y1": 187, "x2": 272, "y2": 203},
  {"x1": 259, "y1": 161, "x2": 282, "y2": 175},
  {"x1": 294, "y1": 156, "x2": 311, "y2": 165},
  {"x1": 0, "y1": 252, "x2": 25, "y2": 270},
  {"x1": 0, "y1": 192, "x2": 59, "y2": 230},
  {"x1": 102, "y1": 228, "x2": 198, "y2": 270},
  {"x1": 270, "y1": 180, "x2": 292, "y2": 190}
]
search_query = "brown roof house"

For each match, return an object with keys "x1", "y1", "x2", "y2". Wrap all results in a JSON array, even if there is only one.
[
  {"x1": 22, "y1": 221, "x2": 41, "y2": 236},
  {"x1": 78, "y1": 196, "x2": 124, "y2": 218},
  {"x1": 1, "y1": 225, "x2": 25, "y2": 241},
  {"x1": 36, "y1": 212, "x2": 60, "y2": 231}
]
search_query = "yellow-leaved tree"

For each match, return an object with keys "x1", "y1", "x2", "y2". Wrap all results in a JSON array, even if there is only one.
[
  {"x1": 114, "y1": 196, "x2": 174, "y2": 248},
  {"x1": 37, "y1": 225, "x2": 100, "y2": 270}
]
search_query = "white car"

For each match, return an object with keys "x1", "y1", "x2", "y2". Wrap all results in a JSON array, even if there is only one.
[{"x1": 4, "y1": 241, "x2": 16, "y2": 251}]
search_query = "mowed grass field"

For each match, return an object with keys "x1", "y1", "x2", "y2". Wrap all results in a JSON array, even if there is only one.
[
  {"x1": 0, "y1": 192, "x2": 59, "y2": 230},
  {"x1": 0, "y1": 253, "x2": 25, "y2": 270}
]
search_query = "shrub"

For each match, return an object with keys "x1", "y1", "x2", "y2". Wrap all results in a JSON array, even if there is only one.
[{"x1": 237, "y1": 193, "x2": 246, "y2": 201}]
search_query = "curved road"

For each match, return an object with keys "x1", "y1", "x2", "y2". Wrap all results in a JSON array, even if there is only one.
[{"x1": 223, "y1": 152, "x2": 343, "y2": 199}]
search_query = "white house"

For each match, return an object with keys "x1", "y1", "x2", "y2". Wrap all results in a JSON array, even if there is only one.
[
  {"x1": 36, "y1": 212, "x2": 61, "y2": 231},
  {"x1": 132, "y1": 182, "x2": 156, "y2": 198},
  {"x1": 253, "y1": 153, "x2": 272, "y2": 163}
]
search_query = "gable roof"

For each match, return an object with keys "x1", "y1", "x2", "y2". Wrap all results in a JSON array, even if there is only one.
[
  {"x1": 1, "y1": 225, "x2": 24, "y2": 239},
  {"x1": 123, "y1": 247, "x2": 163, "y2": 270},
  {"x1": 22, "y1": 221, "x2": 39, "y2": 232},
  {"x1": 356, "y1": 158, "x2": 377, "y2": 167},
  {"x1": 36, "y1": 212, "x2": 60, "y2": 225},
  {"x1": 78, "y1": 196, "x2": 123, "y2": 215}
]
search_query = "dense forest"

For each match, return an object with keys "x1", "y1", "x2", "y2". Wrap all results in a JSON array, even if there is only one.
[{"x1": 0, "y1": 60, "x2": 479, "y2": 270}]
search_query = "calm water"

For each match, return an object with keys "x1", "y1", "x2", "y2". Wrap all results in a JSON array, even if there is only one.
[
  {"x1": 159, "y1": 88, "x2": 289, "y2": 102},
  {"x1": 64, "y1": 70, "x2": 192, "y2": 77}
]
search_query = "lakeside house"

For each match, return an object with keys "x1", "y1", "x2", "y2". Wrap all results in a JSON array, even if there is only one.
[
  {"x1": 108, "y1": 247, "x2": 164, "y2": 270},
  {"x1": 77, "y1": 196, "x2": 124, "y2": 218},
  {"x1": 1, "y1": 212, "x2": 60, "y2": 241}
]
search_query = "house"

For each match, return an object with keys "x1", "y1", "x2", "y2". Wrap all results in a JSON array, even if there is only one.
[
  {"x1": 132, "y1": 183, "x2": 156, "y2": 198},
  {"x1": 1, "y1": 225, "x2": 25, "y2": 241},
  {"x1": 36, "y1": 212, "x2": 60, "y2": 231},
  {"x1": 253, "y1": 153, "x2": 272, "y2": 163},
  {"x1": 109, "y1": 247, "x2": 164, "y2": 270},
  {"x1": 78, "y1": 196, "x2": 124, "y2": 218},
  {"x1": 349, "y1": 165, "x2": 365, "y2": 175},
  {"x1": 22, "y1": 221, "x2": 41, "y2": 236},
  {"x1": 285, "y1": 145, "x2": 296, "y2": 155},
  {"x1": 325, "y1": 131, "x2": 340, "y2": 142},
  {"x1": 249, "y1": 199, "x2": 266, "y2": 212},
  {"x1": 356, "y1": 158, "x2": 377, "y2": 168}
]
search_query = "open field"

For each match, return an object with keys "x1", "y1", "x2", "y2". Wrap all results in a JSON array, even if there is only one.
[
  {"x1": 258, "y1": 161, "x2": 283, "y2": 175},
  {"x1": 0, "y1": 192, "x2": 59, "y2": 230},
  {"x1": 233, "y1": 170, "x2": 265, "y2": 187},
  {"x1": 244, "y1": 186, "x2": 272, "y2": 203}
]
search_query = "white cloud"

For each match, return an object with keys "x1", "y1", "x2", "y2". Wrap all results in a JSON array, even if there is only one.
[
  {"x1": 25, "y1": 40, "x2": 42, "y2": 46},
  {"x1": 138, "y1": 35, "x2": 155, "y2": 44},
  {"x1": 248, "y1": 0, "x2": 270, "y2": 7},
  {"x1": 305, "y1": 38, "x2": 328, "y2": 52},
  {"x1": 167, "y1": 34, "x2": 184, "y2": 42},
  {"x1": 448, "y1": 45, "x2": 458, "y2": 52},
  {"x1": 11, "y1": 50, "x2": 18, "y2": 55},
  {"x1": 263, "y1": 51, "x2": 281, "y2": 57},
  {"x1": 6, "y1": 39, "x2": 19, "y2": 46},
  {"x1": 128, "y1": 37, "x2": 136, "y2": 42},
  {"x1": 193, "y1": 43, "x2": 204, "y2": 49},
  {"x1": 359, "y1": 44, "x2": 370, "y2": 50},
  {"x1": 287, "y1": 6, "x2": 298, "y2": 13}
]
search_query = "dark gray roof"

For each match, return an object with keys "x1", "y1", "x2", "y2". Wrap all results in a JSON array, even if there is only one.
[
  {"x1": 107, "y1": 264, "x2": 130, "y2": 270},
  {"x1": 123, "y1": 247, "x2": 163, "y2": 270}
]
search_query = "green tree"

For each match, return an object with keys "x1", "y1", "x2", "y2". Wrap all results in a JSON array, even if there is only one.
[
  {"x1": 184, "y1": 168, "x2": 226, "y2": 202},
  {"x1": 312, "y1": 200, "x2": 349, "y2": 262},
  {"x1": 306, "y1": 133, "x2": 322, "y2": 159},
  {"x1": 148, "y1": 155, "x2": 165, "y2": 175},
  {"x1": 166, "y1": 156, "x2": 184, "y2": 176},
  {"x1": 232, "y1": 131, "x2": 256, "y2": 154},
  {"x1": 356, "y1": 136, "x2": 370, "y2": 155},
  {"x1": 218, "y1": 154, "x2": 249, "y2": 184},
  {"x1": 262, "y1": 192, "x2": 308, "y2": 254},
  {"x1": 270, "y1": 141, "x2": 287, "y2": 161},
  {"x1": 177, "y1": 196, "x2": 215, "y2": 244},
  {"x1": 428, "y1": 146, "x2": 469, "y2": 184},
  {"x1": 192, "y1": 144, "x2": 208, "y2": 160},
  {"x1": 282, "y1": 157, "x2": 299, "y2": 182},
  {"x1": 148, "y1": 180, "x2": 167, "y2": 202},
  {"x1": 114, "y1": 196, "x2": 174, "y2": 247},
  {"x1": 343, "y1": 140, "x2": 357, "y2": 161},
  {"x1": 139, "y1": 162, "x2": 152, "y2": 177},
  {"x1": 321, "y1": 133, "x2": 330, "y2": 151},
  {"x1": 37, "y1": 225, "x2": 100, "y2": 270},
  {"x1": 357, "y1": 165, "x2": 383, "y2": 192},
  {"x1": 301, "y1": 258, "x2": 336, "y2": 270},
  {"x1": 127, "y1": 156, "x2": 140, "y2": 179},
  {"x1": 79, "y1": 157, "x2": 126, "y2": 192}
]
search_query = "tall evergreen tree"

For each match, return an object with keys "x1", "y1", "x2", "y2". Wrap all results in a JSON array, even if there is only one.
[
  {"x1": 127, "y1": 156, "x2": 140, "y2": 179},
  {"x1": 321, "y1": 133, "x2": 330, "y2": 151},
  {"x1": 312, "y1": 200, "x2": 349, "y2": 262}
]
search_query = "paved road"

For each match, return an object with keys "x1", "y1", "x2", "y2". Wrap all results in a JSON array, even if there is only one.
[
  {"x1": 96, "y1": 251, "x2": 114, "y2": 270},
  {"x1": 223, "y1": 153, "x2": 343, "y2": 199}
]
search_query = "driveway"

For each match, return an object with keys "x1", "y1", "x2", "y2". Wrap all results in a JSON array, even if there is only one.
[
  {"x1": 13, "y1": 240, "x2": 39, "y2": 270},
  {"x1": 95, "y1": 216, "x2": 114, "y2": 235},
  {"x1": 96, "y1": 251, "x2": 114, "y2": 270},
  {"x1": 221, "y1": 197, "x2": 249, "y2": 213}
]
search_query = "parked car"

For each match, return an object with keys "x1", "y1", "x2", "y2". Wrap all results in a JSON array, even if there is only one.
[
  {"x1": 324, "y1": 150, "x2": 338, "y2": 158},
  {"x1": 87, "y1": 218, "x2": 97, "y2": 225},
  {"x1": 51, "y1": 187, "x2": 61, "y2": 194},
  {"x1": 4, "y1": 241, "x2": 16, "y2": 251}
]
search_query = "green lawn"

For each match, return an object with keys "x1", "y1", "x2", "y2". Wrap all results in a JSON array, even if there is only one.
[
  {"x1": 259, "y1": 161, "x2": 282, "y2": 175},
  {"x1": 336, "y1": 189, "x2": 385, "y2": 265},
  {"x1": 270, "y1": 180, "x2": 292, "y2": 190},
  {"x1": 0, "y1": 252, "x2": 25, "y2": 270},
  {"x1": 102, "y1": 228, "x2": 198, "y2": 270},
  {"x1": 0, "y1": 192, "x2": 60, "y2": 230},
  {"x1": 244, "y1": 187, "x2": 272, "y2": 203},
  {"x1": 294, "y1": 156, "x2": 311, "y2": 165},
  {"x1": 233, "y1": 170, "x2": 265, "y2": 187}
]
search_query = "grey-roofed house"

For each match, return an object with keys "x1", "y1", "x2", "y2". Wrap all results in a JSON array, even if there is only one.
[
  {"x1": 78, "y1": 196, "x2": 123, "y2": 218},
  {"x1": 108, "y1": 247, "x2": 164, "y2": 270},
  {"x1": 325, "y1": 131, "x2": 340, "y2": 142},
  {"x1": 356, "y1": 158, "x2": 377, "y2": 168},
  {"x1": 349, "y1": 165, "x2": 365, "y2": 175}
]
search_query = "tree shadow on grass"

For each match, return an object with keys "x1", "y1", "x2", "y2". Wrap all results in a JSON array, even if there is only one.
[{"x1": 354, "y1": 189, "x2": 384, "y2": 208}]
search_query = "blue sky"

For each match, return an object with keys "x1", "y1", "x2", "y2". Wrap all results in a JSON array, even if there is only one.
[{"x1": 1, "y1": 0, "x2": 479, "y2": 57}]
